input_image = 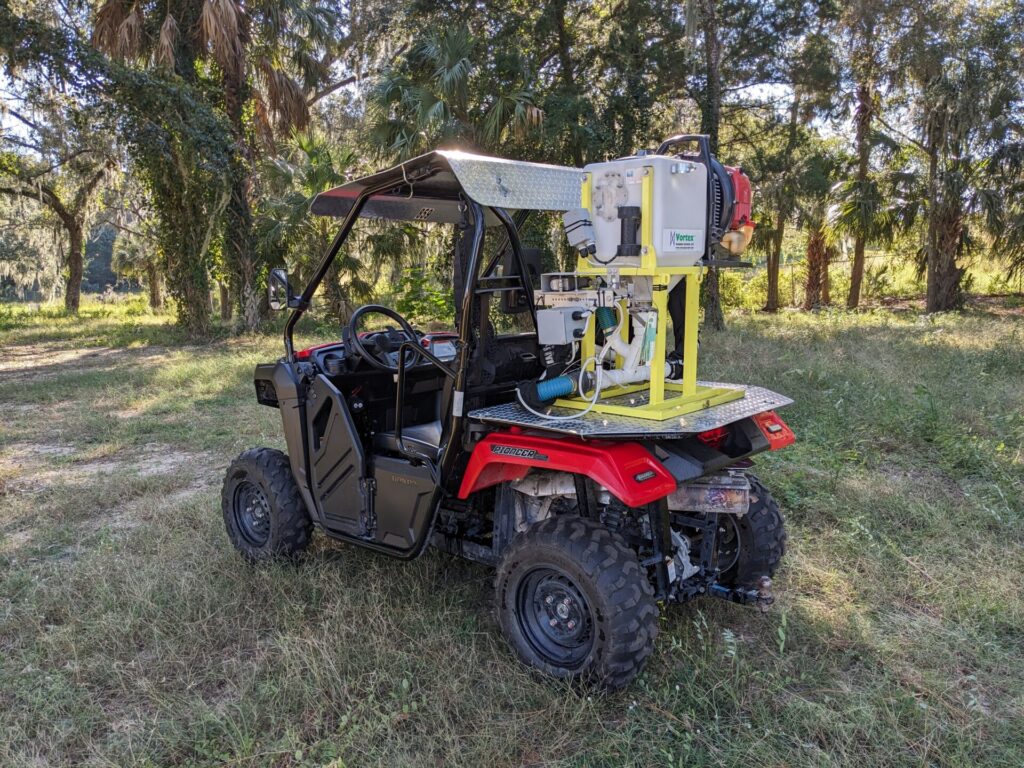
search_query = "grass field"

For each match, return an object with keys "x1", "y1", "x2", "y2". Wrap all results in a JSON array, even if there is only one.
[{"x1": 1, "y1": 298, "x2": 1022, "y2": 767}]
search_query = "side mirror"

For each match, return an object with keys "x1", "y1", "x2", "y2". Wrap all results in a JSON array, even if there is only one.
[{"x1": 268, "y1": 268, "x2": 291, "y2": 311}]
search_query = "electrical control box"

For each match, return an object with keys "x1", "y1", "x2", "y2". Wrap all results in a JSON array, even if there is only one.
[
  {"x1": 536, "y1": 307, "x2": 589, "y2": 346},
  {"x1": 584, "y1": 154, "x2": 708, "y2": 268}
]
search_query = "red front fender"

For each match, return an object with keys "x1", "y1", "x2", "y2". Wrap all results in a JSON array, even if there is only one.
[{"x1": 457, "y1": 431, "x2": 677, "y2": 507}]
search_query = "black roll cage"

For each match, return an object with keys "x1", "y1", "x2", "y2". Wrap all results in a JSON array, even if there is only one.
[{"x1": 282, "y1": 161, "x2": 539, "y2": 486}]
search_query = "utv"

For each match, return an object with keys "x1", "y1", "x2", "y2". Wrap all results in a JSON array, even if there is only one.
[{"x1": 223, "y1": 139, "x2": 794, "y2": 689}]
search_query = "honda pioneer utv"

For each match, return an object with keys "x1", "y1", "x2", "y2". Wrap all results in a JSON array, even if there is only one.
[{"x1": 223, "y1": 137, "x2": 794, "y2": 690}]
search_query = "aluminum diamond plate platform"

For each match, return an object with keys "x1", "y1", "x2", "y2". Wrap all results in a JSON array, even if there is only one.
[{"x1": 469, "y1": 382, "x2": 793, "y2": 439}]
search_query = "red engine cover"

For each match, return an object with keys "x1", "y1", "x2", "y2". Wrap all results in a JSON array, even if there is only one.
[{"x1": 726, "y1": 166, "x2": 752, "y2": 229}]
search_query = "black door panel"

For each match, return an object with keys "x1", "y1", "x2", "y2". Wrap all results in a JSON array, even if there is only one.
[
  {"x1": 307, "y1": 375, "x2": 367, "y2": 535},
  {"x1": 372, "y1": 456, "x2": 437, "y2": 550}
]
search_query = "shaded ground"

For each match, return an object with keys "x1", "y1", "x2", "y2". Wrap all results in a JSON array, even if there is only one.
[{"x1": 1, "y1": 302, "x2": 1022, "y2": 767}]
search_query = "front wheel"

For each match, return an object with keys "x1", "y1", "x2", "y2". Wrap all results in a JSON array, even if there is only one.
[
  {"x1": 222, "y1": 448, "x2": 313, "y2": 561},
  {"x1": 495, "y1": 516, "x2": 659, "y2": 690}
]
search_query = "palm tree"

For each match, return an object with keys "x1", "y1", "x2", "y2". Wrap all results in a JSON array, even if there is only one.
[
  {"x1": 887, "y1": 1, "x2": 1024, "y2": 311},
  {"x1": 365, "y1": 24, "x2": 541, "y2": 160},
  {"x1": 92, "y1": 0, "x2": 343, "y2": 329},
  {"x1": 837, "y1": 0, "x2": 884, "y2": 309},
  {"x1": 794, "y1": 144, "x2": 845, "y2": 310},
  {"x1": 258, "y1": 131, "x2": 418, "y2": 323},
  {"x1": 828, "y1": 174, "x2": 890, "y2": 294}
]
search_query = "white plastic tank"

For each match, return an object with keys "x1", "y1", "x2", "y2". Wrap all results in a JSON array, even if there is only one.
[{"x1": 584, "y1": 154, "x2": 708, "y2": 267}]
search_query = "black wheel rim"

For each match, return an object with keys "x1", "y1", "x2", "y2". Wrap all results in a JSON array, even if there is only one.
[
  {"x1": 515, "y1": 566, "x2": 595, "y2": 670},
  {"x1": 233, "y1": 480, "x2": 271, "y2": 547},
  {"x1": 715, "y1": 516, "x2": 741, "y2": 573}
]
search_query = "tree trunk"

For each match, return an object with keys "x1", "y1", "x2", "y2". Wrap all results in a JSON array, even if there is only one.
[
  {"x1": 847, "y1": 235, "x2": 866, "y2": 309},
  {"x1": 926, "y1": 205, "x2": 964, "y2": 311},
  {"x1": 803, "y1": 224, "x2": 827, "y2": 310},
  {"x1": 700, "y1": 268, "x2": 725, "y2": 331},
  {"x1": 222, "y1": 66, "x2": 260, "y2": 331},
  {"x1": 922, "y1": 107, "x2": 963, "y2": 312},
  {"x1": 847, "y1": 80, "x2": 873, "y2": 309},
  {"x1": 699, "y1": 0, "x2": 722, "y2": 155},
  {"x1": 219, "y1": 282, "x2": 232, "y2": 320},
  {"x1": 176, "y1": 272, "x2": 211, "y2": 337},
  {"x1": 765, "y1": 218, "x2": 785, "y2": 312},
  {"x1": 64, "y1": 221, "x2": 84, "y2": 313},
  {"x1": 324, "y1": 266, "x2": 351, "y2": 324},
  {"x1": 552, "y1": 0, "x2": 583, "y2": 166},
  {"x1": 821, "y1": 245, "x2": 833, "y2": 305},
  {"x1": 698, "y1": 0, "x2": 725, "y2": 330},
  {"x1": 145, "y1": 259, "x2": 162, "y2": 310},
  {"x1": 766, "y1": 92, "x2": 801, "y2": 313}
]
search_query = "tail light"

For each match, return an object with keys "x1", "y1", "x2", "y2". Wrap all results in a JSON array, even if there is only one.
[
  {"x1": 696, "y1": 426, "x2": 729, "y2": 450},
  {"x1": 753, "y1": 411, "x2": 795, "y2": 450}
]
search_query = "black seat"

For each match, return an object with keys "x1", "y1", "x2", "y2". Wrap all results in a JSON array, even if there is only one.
[
  {"x1": 373, "y1": 420, "x2": 442, "y2": 460},
  {"x1": 373, "y1": 384, "x2": 447, "y2": 460}
]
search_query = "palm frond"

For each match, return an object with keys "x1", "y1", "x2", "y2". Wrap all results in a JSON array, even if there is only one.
[
  {"x1": 200, "y1": 0, "x2": 243, "y2": 73},
  {"x1": 116, "y1": 2, "x2": 146, "y2": 61},
  {"x1": 257, "y1": 58, "x2": 310, "y2": 132},
  {"x1": 155, "y1": 14, "x2": 179, "y2": 71},
  {"x1": 92, "y1": 0, "x2": 128, "y2": 57},
  {"x1": 251, "y1": 93, "x2": 276, "y2": 152}
]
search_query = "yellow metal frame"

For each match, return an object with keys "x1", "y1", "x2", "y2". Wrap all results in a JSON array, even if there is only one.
[{"x1": 555, "y1": 167, "x2": 743, "y2": 420}]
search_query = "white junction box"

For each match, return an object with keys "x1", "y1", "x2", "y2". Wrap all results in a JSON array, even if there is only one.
[
  {"x1": 584, "y1": 154, "x2": 708, "y2": 267},
  {"x1": 536, "y1": 307, "x2": 589, "y2": 346}
]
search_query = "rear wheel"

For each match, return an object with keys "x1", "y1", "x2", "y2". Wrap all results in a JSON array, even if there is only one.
[
  {"x1": 717, "y1": 474, "x2": 786, "y2": 586},
  {"x1": 222, "y1": 448, "x2": 312, "y2": 561},
  {"x1": 495, "y1": 516, "x2": 658, "y2": 690}
]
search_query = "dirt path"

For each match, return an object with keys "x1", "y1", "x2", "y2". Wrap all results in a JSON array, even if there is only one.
[{"x1": 0, "y1": 338, "x2": 229, "y2": 556}]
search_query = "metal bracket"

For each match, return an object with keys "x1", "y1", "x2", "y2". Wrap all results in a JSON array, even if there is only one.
[{"x1": 359, "y1": 477, "x2": 377, "y2": 538}]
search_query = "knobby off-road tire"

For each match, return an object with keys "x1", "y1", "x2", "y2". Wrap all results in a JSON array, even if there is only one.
[
  {"x1": 495, "y1": 516, "x2": 659, "y2": 690},
  {"x1": 718, "y1": 474, "x2": 787, "y2": 587},
  {"x1": 222, "y1": 448, "x2": 312, "y2": 561}
]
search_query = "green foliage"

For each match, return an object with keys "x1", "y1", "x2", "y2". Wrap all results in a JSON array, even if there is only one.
[
  {"x1": 366, "y1": 23, "x2": 540, "y2": 159},
  {"x1": 393, "y1": 267, "x2": 454, "y2": 325},
  {"x1": 113, "y1": 69, "x2": 233, "y2": 336},
  {"x1": 3, "y1": 0, "x2": 1023, "y2": 335}
]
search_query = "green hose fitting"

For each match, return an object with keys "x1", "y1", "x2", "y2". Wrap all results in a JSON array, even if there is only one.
[{"x1": 596, "y1": 305, "x2": 617, "y2": 333}]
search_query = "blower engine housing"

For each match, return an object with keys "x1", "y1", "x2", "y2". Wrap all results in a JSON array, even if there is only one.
[{"x1": 570, "y1": 135, "x2": 753, "y2": 268}]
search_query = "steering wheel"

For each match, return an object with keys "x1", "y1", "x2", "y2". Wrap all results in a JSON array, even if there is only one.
[{"x1": 344, "y1": 304, "x2": 420, "y2": 373}]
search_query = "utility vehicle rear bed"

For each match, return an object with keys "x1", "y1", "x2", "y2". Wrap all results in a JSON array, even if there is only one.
[{"x1": 469, "y1": 382, "x2": 792, "y2": 439}]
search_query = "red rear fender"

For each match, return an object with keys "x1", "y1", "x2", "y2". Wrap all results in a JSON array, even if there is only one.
[{"x1": 457, "y1": 432, "x2": 676, "y2": 508}]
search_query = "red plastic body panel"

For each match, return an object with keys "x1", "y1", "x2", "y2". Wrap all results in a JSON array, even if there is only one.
[
  {"x1": 726, "y1": 166, "x2": 752, "y2": 228},
  {"x1": 752, "y1": 410, "x2": 796, "y2": 451},
  {"x1": 295, "y1": 342, "x2": 339, "y2": 361},
  {"x1": 458, "y1": 432, "x2": 677, "y2": 507}
]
